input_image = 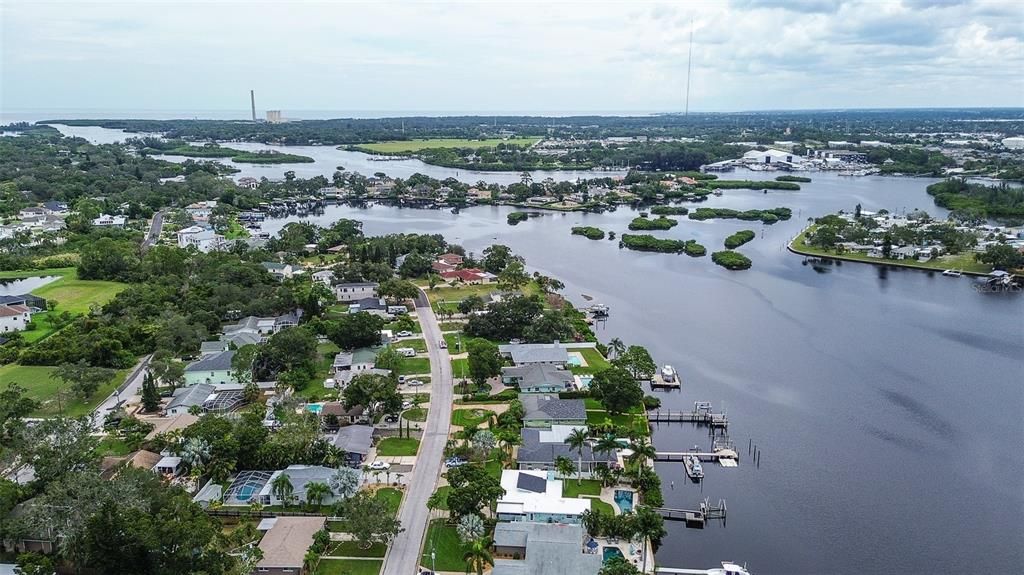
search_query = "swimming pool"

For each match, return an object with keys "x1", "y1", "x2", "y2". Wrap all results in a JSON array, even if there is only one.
[
  {"x1": 305, "y1": 403, "x2": 323, "y2": 414},
  {"x1": 235, "y1": 485, "x2": 257, "y2": 501},
  {"x1": 577, "y1": 375, "x2": 594, "y2": 389},
  {"x1": 602, "y1": 547, "x2": 625, "y2": 563},
  {"x1": 614, "y1": 490, "x2": 634, "y2": 513},
  {"x1": 567, "y1": 354, "x2": 583, "y2": 367}
]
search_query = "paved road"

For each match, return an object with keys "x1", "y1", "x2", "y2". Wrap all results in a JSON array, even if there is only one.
[
  {"x1": 91, "y1": 354, "x2": 151, "y2": 430},
  {"x1": 382, "y1": 291, "x2": 453, "y2": 575},
  {"x1": 142, "y1": 210, "x2": 165, "y2": 250}
]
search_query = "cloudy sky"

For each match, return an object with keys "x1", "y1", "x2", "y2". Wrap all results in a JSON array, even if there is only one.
[{"x1": 2, "y1": 0, "x2": 1022, "y2": 115}]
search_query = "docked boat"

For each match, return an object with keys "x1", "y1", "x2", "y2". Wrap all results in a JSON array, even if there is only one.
[
  {"x1": 660, "y1": 365, "x2": 677, "y2": 383},
  {"x1": 588, "y1": 303, "x2": 610, "y2": 317},
  {"x1": 707, "y1": 562, "x2": 752, "y2": 575},
  {"x1": 942, "y1": 269, "x2": 962, "y2": 277},
  {"x1": 684, "y1": 453, "x2": 704, "y2": 480}
]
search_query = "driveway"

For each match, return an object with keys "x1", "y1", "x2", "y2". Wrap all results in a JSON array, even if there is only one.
[
  {"x1": 381, "y1": 290, "x2": 453, "y2": 575},
  {"x1": 92, "y1": 354, "x2": 151, "y2": 430}
]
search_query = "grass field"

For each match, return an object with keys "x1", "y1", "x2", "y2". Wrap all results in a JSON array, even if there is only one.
[
  {"x1": 396, "y1": 338, "x2": 427, "y2": 352},
  {"x1": 0, "y1": 363, "x2": 130, "y2": 417},
  {"x1": 314, "y1": 559, "x2": 383, "y2": 575},
  {"x1": 586, "y1": 410, "x2": 649, "y2": 437},
  {"x1": 451, "y1": 408, "x2": 494, "y2": 428},
  {"x1": 374, "y1": 487, "x2": 403, "y2": 517},
  {"x1": 450, "y1": 358, "x2": 469, "y2": 379},
  {"x1": 326, "y1": 541, "x2": 387, "y2": 558},
  {"x1": 296, "y1": 342, "x2": 342, "y2": 400},
  {"x1": 396, "y1": 357, "x2": 431, "y2": 376},
  {"x1": 562, "y1": 479, "x2": 603, "y2": 498},
  {"x1": 402, "y1": 407, "x2": 427, "y2": 422},
  {"x1": 375, "y1": 437, "x2": 420, "y2": 456},
  {"x1": 422, "y1": 519, "x2": 467, "y2": 571},
  {"x1": 357, "y1": 138, "x2": 539, "y2": 153},
  {"x1": 29, "y1": 268, "x2": 127, "y2": 315}
]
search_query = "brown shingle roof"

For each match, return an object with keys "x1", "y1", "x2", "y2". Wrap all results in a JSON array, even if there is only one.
[{"x1": 256, "y1": 516, "x2": 326, "y2": 569}]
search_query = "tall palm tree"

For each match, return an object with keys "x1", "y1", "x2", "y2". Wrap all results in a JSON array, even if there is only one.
[
  {"x1": 564, "y1": 427, "x2": 589, "y2": 485},
  {"x1": 633, "y1": 506, "x2": 668, "y2": 573},
  {"x1": 305, "y1": 481, "x2": 332, "y2": 508},
  {"x1": 463, "y1": 537, "x2": 494, "y2": 575},
  {"x1": 554, "y1": 456, "x2": 576, "y2": 481},
  {"x1": 594, "y1": 434, "x2": 622, "y2": 463},
  {"x1": 607, "y1": 338, "x2": 626, "y2": 360},
  {"x1": 270, "y1": 473, "x2": 294, "y2": 508},
  {"x1": 626, "y1": 438, "x2": 657, "y2": 468}
]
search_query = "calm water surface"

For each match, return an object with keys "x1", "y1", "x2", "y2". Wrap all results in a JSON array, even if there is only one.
[
  {"x1": 261, "y1": 171, "x2": 1023, "y2": 574},
  {"x1": 41, "y1": 124, "x2": 1024, "y2": 573},
  {"x1": 0, "y1": 276, "x2": 59, "y2": 295}
]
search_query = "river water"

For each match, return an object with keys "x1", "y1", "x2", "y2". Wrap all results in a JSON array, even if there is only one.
[{"x1": 43, "y1": 124, "x2": 1024, "y2": 573}]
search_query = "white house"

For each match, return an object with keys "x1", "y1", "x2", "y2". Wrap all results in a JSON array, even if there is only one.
[
  {"x1": 0, "y1": 304, "x2": 31, "y2": 333},
  {"x1": 92, "y1": 214, "x2": 126, "y2": 227},
  {"x1": 334, "y1": 282, "x2": 378, "y2": 303},
  {"x1": 177, "y1": 225, "x2": 225, "y2": 253},
  {"x1": 185, "y1": 201, "x2": 217, "y2": 222},
  {"x1": 496, "y1": 470, "x2": 591, "y2": 524}
]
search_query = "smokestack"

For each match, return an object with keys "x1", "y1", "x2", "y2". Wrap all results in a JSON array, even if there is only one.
[{"x1": 250, "y1": 90, "x2": 256, "y2": 122}]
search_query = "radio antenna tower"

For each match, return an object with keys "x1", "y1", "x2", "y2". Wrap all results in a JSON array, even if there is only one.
[{"x1": 685, "y1": 18, "x2": 694, "y2": 117}]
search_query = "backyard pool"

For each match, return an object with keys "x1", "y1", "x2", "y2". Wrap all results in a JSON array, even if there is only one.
[
  {"x1": 614, "y1": 489, "x2": 634, "y2": 513},
  {"x1": 602, "y1": 547, "x2": 625, "y2": 563},
  {"x1": 305, "y1": 403, "x2": 324, "y2": 415},
  {"x1": 576, "y1": 375, "x2": 594, "y2": 390},
  {"x1": 567, "y1": 353, "x2": 584, "y2": 367}
]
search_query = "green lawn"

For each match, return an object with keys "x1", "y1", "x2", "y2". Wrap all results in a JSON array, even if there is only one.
[
  {"x1": 570, "y1": 347, "x2": 612, "y2": 376},
  {"x1": 402, "y1": 407, "x2": 427, "y2": 422},
  {"x1": 438, "y1": 322, "x2": 466, "y2": 332},
  {"x1": 792, "y1": 227, "x2": 992, "y2": 274},
  {"x1": 396, "y1": 357, "x2": 431, "y2": 376},
  {"x1": 396, "y1": 338, "x2": 427, "y2": 352},
  {"x1": 357, "y1": 138, "x2": 539, "y2": 153},
  {"x1": 591, "y1": 498, "x2": 615, "y2": 515},
  {"x1": 327, "y1": 541, "x2": 387, "y2": 558},
  {"x1": 314, "y1": 559, "x2": 383, "y2": 575},
  {"x1": 430, "y1": 486, "x2": 451, "y2": 510},
  {"x1": 375, "y1": 437, "x2": 421, "y2": 456},
  {"x1": 483, "y1": 457, "x2": 505, "y2": 480},
  {"x1": 450, "y1": 358, "x2": 469, "y2": 379},
  {"x1": 562, "y1": 479, "x2": 603, "y2": 498},
  {"x1": 0, "y1": 363, "x2": 131, "y2": 417},
  {"x1": 297, "y1": 342, "x2": 342, "y2": 400},
  {"x1": 0, "y1": 266, "x2": 76, "y2": 279},
  {"x1": 385, "y1": 318, "x2": 421, "y2": 334},
  {"x1": 97, "y1": 435, "x2": 133, "y2": 456},
  {"x1": 451, "y1": 408, "x2": 495, "y2": 428},
  {"x1": 30, "y1": 268, "x2": 127, "y2": 315},
  {"x1": 586, "y1": 410, "x2": 649, "y2": 437},
  {"x1": 375, "y1": 487, "x2": 403, "y2": 517},
  {"x1": 422, "y1": 519, "x2": 468, "y2": 572},
  {"x1": 19, "y1": 312, "x2": 59, "y2": 343}
]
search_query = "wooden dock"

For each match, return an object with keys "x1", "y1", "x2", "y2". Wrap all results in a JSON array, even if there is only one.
[
  {"x1": 648, "y1": 410, "x2": 729, "y2": 428},
  {"x1": 654, "y1": 499, "x2": 727, "y2": 528},
  {"x1": 650, "y1": 373, "x2": 681, "y2": 388},
  {"x1": 654, "y1": 450, "x2": 738, "y2": 463}
]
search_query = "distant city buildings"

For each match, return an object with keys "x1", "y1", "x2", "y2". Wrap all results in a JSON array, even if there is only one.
[{"x1": 266, "y1": 110, "x2": 283, "y2": 123}]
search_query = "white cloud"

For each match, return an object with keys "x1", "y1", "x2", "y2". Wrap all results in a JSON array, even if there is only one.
[{"x1": 1, "y1": 0, "x2": 1021, "y2": 112}]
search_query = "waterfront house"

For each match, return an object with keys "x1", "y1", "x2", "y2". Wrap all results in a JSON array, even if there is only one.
[
  {"x1": 492, "y1": 522, "x2": 601, "y2": 575},
  {"x1": 522, "y1": 396, "x2": 586, "y2": 428},
  {"x1": 517, "y1": 426, "x2": 615, "y2": 477},
  {"x1": 432, "y1": 260, "x2": 457, "y2": 273},
  {"x1": 237, "y1": 177, "x2": 259, "y2": 189},
  {"x1": 177, "y1": 224, "x2": 225, "y2": 253},
  {"x1": 437, "y1": 252, "x2": 464, "y2": 266},
  {"x1": 253, "y1": 516, "x2": 327, "y2": 575},
  {"x1": 496, "y1": 470, "x2": 591, "y2": 524},
  {"x1": 501, "y1": 364, "x2": 575, "y2": 393},
  {"x1": 0, "y1": 304, "x2": 31, "y2": 333},
  {"x1": 183, "y1": 350, "x2": 236, "y2": 387},
  {"x1": 331, "y1": 424, "x2": 374, "y2": 467},
  {"x1": 499, "y1": 343, "x2": 569, "y2": 367},
  {"x1": 334, "y1": 282, "x2": 379, "y2": 303},
  {"x1": 440, "y1": 268, "x2": 493, "y2": 284}
]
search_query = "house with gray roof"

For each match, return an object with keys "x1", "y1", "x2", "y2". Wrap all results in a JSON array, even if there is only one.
[
  {"x1": 502, "y1": 364, "x2": 575, "y2": 393},
  {"x1": 258, "y1": 465, "x2": 342, "y2": 506},
  {"x1": 183, "y1": 350, "x2": 237, "y2": 387},
  {"x1": 332, "y1": 347, "x2": 381, "y2": 376},
  {"x1": 492, "y1": 522, "x2": 600, "y2": 575},
  {"x1": 498, "y1": 343, "x2": 569, "y2": 366},
  {"x1": 334, "y1": 282, "x2": 379, "y2": 303},
  {"x1": 331, "y1": 424, "x2": 374, "y2": 467},
  {"x1": 517, "y1": 426, "x2": 615, "y2": 477},
  {"x1": 166, "y1": 383, "x2": 216, "y2": 416},
  {"x1": 521, "y1": 396, "x2": 586, "y2": 428},
  {"x1": 349, "y1": 297, "x2": 390, "y2": 317}
]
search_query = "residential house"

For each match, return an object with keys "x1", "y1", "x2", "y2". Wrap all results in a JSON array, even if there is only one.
[
  {"x1": 92, "y1": 214, "x2": 126, "y2": 227},
  {"x1": 496, "y1": 470, "x2": 591, "y2": 524},
  {"x1": 0, "y1": 304, "x2": 30, "y2": 333},
  {"x1": 177, "y1": 224, "x2": 225, "y2": 253},
  {"x1": 517, "y1": 426, "x2": 615, "y2": 477},
  {"x1": 237, "y1": 177, "x2": 259, "y2": 189},
  {"x1": 334, "y1": 282, "x2": 379, "y2": 303},
  {"x1": 184, "y1": 350, "x2": 237, "y2": 387},
  {"x1": 253, "y1": 516, "x2": 327, "y2": 575},
  {"x1": 144, "y1": 414, "x2": 200, "y2": 441},
  {"x1": 154, "y1": 455, "x2": 184, "y2": 477},
  {"x1": 501, "y1": 364, "x2": 575, "y2": 394},
  {"x1": 349, "y1": 297, "x2": 390, "y2": 317},
  {"x1": 166, "y1": 383, "x2": 216, "y2": 416},
  {"x1": 311, "y1": 270, "x2": 335, "y2": 286},
  {"x1": 498, "y1": 343, "x2": 569, "y2": 367},
  {"x1": 440, "y1": 268, "x2": 493, "y2": 284},
  {"x1": 42, "y1": 201, "x2": 69, "y2": 213},
  {"x1": 185, "y1": 200, "x2": 217, "y2": 222},
  {"x1": 432, "y1": 261, "x2": 457, "y2": 273},
  {"x1": 262, "y1": 262, "x2": 302, "y2": 280},
  {"x1": 222, "y1": 312, "x2": 300, "y2": 342},
  {"x1": 258, "y1": 465, "x2": 340, "y2": 506},
  {"x1": 331, "y1": 347, "x2": 381, "y2": 376},
  {"x1": 521, "y1": 396, "x2": 586, "y2": 428},
  {"x1": 331, "y1": 424, "x2": 374, "y2": 467},
  {"x1": 329, "y1": 367, "x2": 391, "y2": 389},
  {"x1": 492, "y1": 522, "x2": 601, "y2": 575},
  {"x1": 320, "y1": 402, "x2": 370, "y2": 425},
  {"x1": 437, "y1": 252, "x2": 464, "y2": 266}
]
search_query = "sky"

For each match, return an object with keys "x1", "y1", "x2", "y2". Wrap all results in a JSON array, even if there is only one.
[{"x1": 2, "y1": 0, "x2": 1023, "y2": 116}]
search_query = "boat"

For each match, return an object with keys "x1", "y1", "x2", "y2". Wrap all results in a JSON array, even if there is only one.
[
  {"x1": 707, "y1": 562, "x2": 752, "y2": 575},
  {"x1": 942, "y1": 269, "x2": 962, "y2": 277},
  {"x1": 684, "y1": 452, "x2": 704, "y2": 480},
  {"x1": 588, "y1": 303, "x2": 610, "y2": 317},
  {"x1": 712, "y1": 190, "x2": 723, "y2": 196},
  {"x1": 660, "y1": 365, "x2": 677, "y2": 383}
]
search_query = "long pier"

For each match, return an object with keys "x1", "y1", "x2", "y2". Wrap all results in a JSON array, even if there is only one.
[
  {"x1": 653, "y1": 499, "x2": 727, "y2": 527},
  {"x1": 648, "y1": 410, "x2": 729, "y2": 428},
  {"x1": 654, "y1": 450, "x2": 738, "y2": 463}
]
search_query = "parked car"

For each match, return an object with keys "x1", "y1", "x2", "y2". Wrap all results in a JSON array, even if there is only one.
[
  {"x1": 402, "y1": 401, "x2": 413, "y2": 409},
  {"x1": 398, "y1": 375, "x2": 407, "y2": 383},
  {"x1": 384, "y1": 414, "x2": 399, "y2": 423},
  {"x1": 397, "y1": 347, "x2": 416, "y2": 357},
  {"x1": 445, "y1": 457, "x2": 467, "y2": 468},
  {"x1": 407, "y1": 379, "x2": 425, "y2": 387},
  {"x1": 368, "y1": 461, "x2": 391, "y2": 470},
  {"x1": 509, "y1": 338, "x2": 522, "y2": 344},
  {"x1": 439, "y1": 339, "x2": 447, "y2": 348},
  {"x1": 396, "y1": 330, "x2": 413, "y2": 337}
]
